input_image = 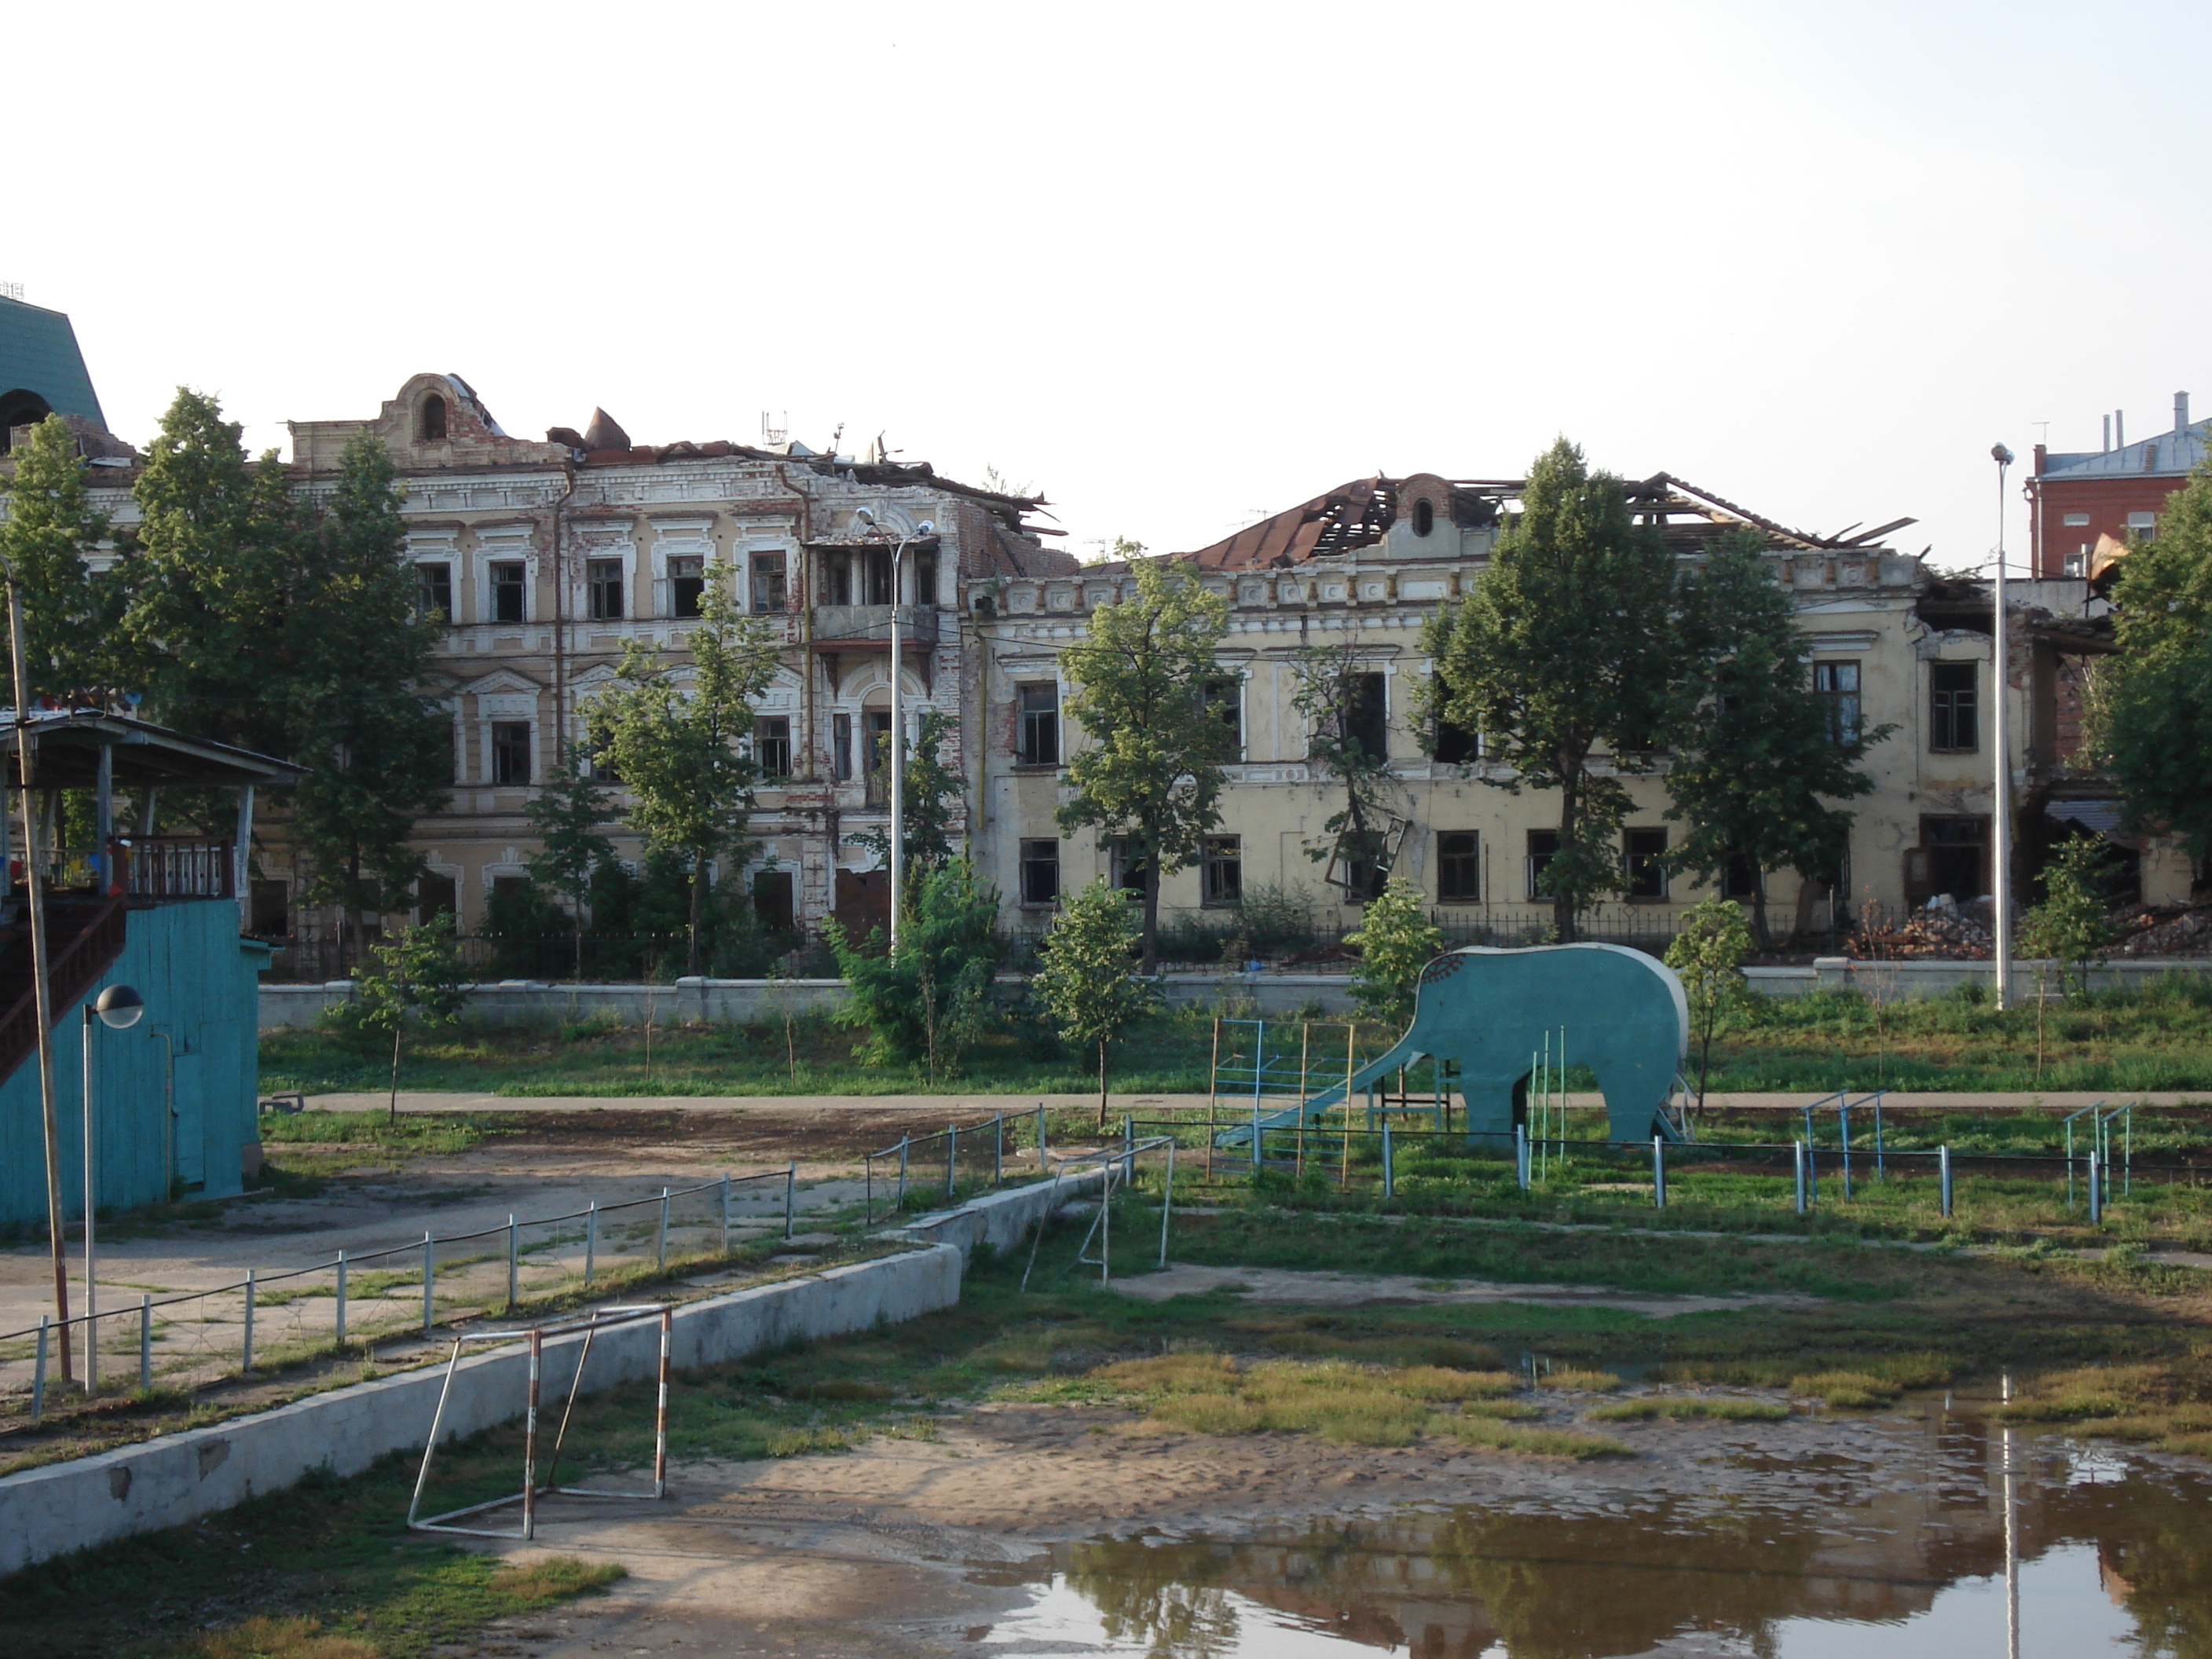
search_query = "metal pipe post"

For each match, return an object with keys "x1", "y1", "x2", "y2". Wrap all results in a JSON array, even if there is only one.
[
  {"x1": 947, "y1": 1122, "x2": 958, "y2": 1199},
  {"x1": 1158, "y1": 1141, "x2": 1175, "y2": 1269},
  {"x1": 32, "y1": 1317, "x2": 46, "y2": 1423},
  {"x1": 1992, "y1": 444, "x2": 2014, "y2": 1009},
  {"x1": 1036, "y1": 1104, "x2": 1046, "y2": 1163},
  {"x1": 654, "y1": 1308, "x2": 672, "y2": 1496},
  {"x1": 422, "y1": 1232, "x2": 434, "y2": 1335},
  {"x1": 1652, "y1": 1136, "x2": 1667, "y2": 1209},
  {"x1": 1382, "y1": 1120, "x2": 1394, "y2": 1199},
  {"x1": 720, "y1": 1173, "x2": 731, "y2": 1254},
  {"x1": 139, "y1": 1293, "x2": 151, "y2": 1390},
  {"x1": 994, "y1": 1115, "x2": 1004, "y2": 1188},
  {"x1": 898, "y1": 1137, "x2": 909, "y2": 1208},
  {"x1": 243, "y1": 1269, "x2": 256, "y2": 1372},
  {"x1": 82, "y1": 1006, "x2": 98, "y2": 1393},
  {"x1": 1838, "y1": 1101, "x2": 1853, "y2": 1200},
  {"x1": 785, "y1": 1161, "x2": 797, "y2": 1240},
  {"x1": 507, "y1": 1215, "x2": 519, "y2": 1312},
  {"x1": 336, "y1": 1250, "x2": 347, "y2": 1347},
  {"x1": 1514, "y1": 1123, "x2": 1528, "y2": 1192},
  {"x1": 2088, "y1": 1150, "x2": 2102, "y2": 1225},
  {"x1": 1873, "y1": 1097, "x2": 1885, "y2": 1181},
  {"x1": 1794, "y1": 1141, "x2": 1807, "y2": 1214},
  {"x1": 522, "y1": 1331, "x2": 542, "y2": 1541},
  {"x1": 657, "y1": 1188, "x2": 670, "y2": 1270},
  {"x1": 584, "y1": 1202, "x2": 598, "y2": 1284},
  {"x1": 1939, "y1": 1145, "x2": 1954, "y2": 1218}
]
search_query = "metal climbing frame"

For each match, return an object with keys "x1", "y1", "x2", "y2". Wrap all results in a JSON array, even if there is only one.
[{"x1": 406, "y1": 1302, "x2": 674, "y2": 1542}]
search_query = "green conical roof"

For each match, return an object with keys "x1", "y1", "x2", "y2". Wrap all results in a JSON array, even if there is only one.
[{"x1": 0, "y1": 294, "x2": 106, "y2": 427}]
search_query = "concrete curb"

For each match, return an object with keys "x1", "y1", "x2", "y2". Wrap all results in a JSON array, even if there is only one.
[{"x1": 885, "y1": 1166, "x2": 1109, "y2": 1259}]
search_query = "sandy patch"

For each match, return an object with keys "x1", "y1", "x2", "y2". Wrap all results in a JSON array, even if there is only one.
[{"x1": 1108, "y1": 1262, "x2": 1822, "y2": 1317}]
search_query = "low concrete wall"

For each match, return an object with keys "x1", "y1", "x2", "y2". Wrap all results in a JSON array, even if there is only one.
[
  {"x1": 260, "y1": 977, "x2": 850, "y2": 1032},
  {"x1": 1755, "y1": 958, "x2": 2212, "y2": 1001},
  {"x1": 887, "y1": 1164, "x2": 1108, "y2": 1260},
  {"x1": 0, "y1": 1245, "x2": 960, "y2": 1577}
]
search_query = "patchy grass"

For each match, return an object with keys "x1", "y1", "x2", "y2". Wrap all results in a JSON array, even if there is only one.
[
  {"x1": 1540, "y1": 1368, "x2": 1624, "y2": 1392},
  {"x1": 1444, "y1": 1415, "x2": 1632, "y2": 1459},
  {"x1": 1994, "y1": 1356, "x2": 2212, "y2": 1457},
  {"x1": 1589, "y1": 1395, "x2": 1793, "y2": 1423}
]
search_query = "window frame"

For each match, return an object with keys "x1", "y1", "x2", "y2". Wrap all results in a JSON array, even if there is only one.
[
  {"x1": 1204, "y1": 672, "x2": 1244, "y2": 758},
  {"x1": 668, "y1": 555, "x2": 706, "y2": 619},
  {"x1": 1813, "y1": 659, "x2": 1861, "y2": 746},
  {"x1": 1202, "y1": 834, "x2": 1243, "y2": 907},
  {"x1": 1019, "y1": 838, "x2": 1061, "y2": 908},
  {"x1": 586, "y1": 557, "x2": 625, "y2": 621},
  {"x1": 489, "y1": 720, "x2": 533, "y2": 786},
  {"x1": 750, "y1": 551, "x2": 788, "y2": 614},
  {"x1": 1928, "y1": 660, "x2": 1979, "y2": 753},
  {"x1": 415, "y1": 561, "x2": 454, "y2": 624},
  {"x1": 1525, "y1": 829, "x2": 1560, "y2": 902},
  {"x1": 1016, "y1": 681, "x2": 1060, "y2": 767},
  {"x1": 1436, "y1": 830, "x2": 1480, "y2": 903},
  {"x1": 488, "y1": 559, "x2": 528, "y2": 624},
  {"x1": 1623, "y1": 827, "x2": 1668, "y2": 902},
  {"x1": 755, "y1": 715, "x2": 792, "y2": 778}
]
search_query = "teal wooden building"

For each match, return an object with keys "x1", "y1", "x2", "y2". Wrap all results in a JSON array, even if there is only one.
[{"x1": 0, "y1": 712, "x2": 294, "y2": 1229}]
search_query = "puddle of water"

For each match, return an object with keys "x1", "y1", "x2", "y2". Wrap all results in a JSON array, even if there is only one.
[{"x1": 976, "y1": 1402, "x2": 2212, "y2": 1657}]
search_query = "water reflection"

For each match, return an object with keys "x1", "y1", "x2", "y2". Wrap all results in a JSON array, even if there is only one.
[{"x1": 984, "y1": 1401, "x2": 2212, "y2": 1658}]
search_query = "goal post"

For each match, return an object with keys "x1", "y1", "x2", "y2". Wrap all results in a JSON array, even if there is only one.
[{"x1": 406, "y1": 1302, "x2": 673, "y2": 1541}]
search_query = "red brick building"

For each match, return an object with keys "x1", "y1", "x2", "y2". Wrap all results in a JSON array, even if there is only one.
[{"x1": 2028, "y1": 393, "x2": 2208, "y2": 577}]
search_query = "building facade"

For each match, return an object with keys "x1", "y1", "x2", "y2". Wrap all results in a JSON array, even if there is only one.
[{"x1": 2029, "y1": 394, "x2": 2210, "y2": 578}]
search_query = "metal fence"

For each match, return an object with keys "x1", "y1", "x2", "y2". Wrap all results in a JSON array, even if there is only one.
[
  {"x1": 863, "y1": 1110, "x2": 1047, "y2": 1223},
  {"x1": 0, "y1": 1165, "x2": 801, "y2": 1429}
]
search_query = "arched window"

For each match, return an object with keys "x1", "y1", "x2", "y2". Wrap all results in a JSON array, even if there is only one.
[
  {"x1": 419, "y1": 394, "x2": 448, "y2": 441},
  {"x1": 1412, "y1": 498, "x2": 1435, "y2": 537}
]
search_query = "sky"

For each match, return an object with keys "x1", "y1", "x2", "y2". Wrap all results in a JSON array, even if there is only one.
[{"x1": 9, "y1": 0, "x2": 2210, "y2": 571}]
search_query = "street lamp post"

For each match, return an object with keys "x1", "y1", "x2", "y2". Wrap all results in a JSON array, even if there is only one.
[
  {"x1": 1991, "y1": 443, "x2": 2016, "y2": 1010},
  {"x1": 82, "y1": 983, "x2": 145, "y2": 1392},
  {"x1": 851, "y1": 510, "x2": 934, "y2": 953}
]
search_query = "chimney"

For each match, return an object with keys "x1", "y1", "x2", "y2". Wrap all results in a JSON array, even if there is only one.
[
  {"x1": 2117, "y1": 410, "x2": 2126, "y2": 449},
  {"x1": 2103, "y1": 413, "x2": 2111, "y2": 452},
  {"x1": 2178, "y1": 391, "x2": 2192, "y2": 434}
]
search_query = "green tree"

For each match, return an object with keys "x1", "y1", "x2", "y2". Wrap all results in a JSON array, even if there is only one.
[
  {"x1": 1419, "y1": 440, "x2": 1677, "y2": 939},
  {"x1": 0, "y1": 414, "x2": 110, "y2": 698},
  {"x1": 1056, "y1": 558, "x2": 1237, "y2": 972},
  {"x1": 828, "y1": 859, "x2": 1002, "y2": 1081},
  {"x1": 284, "y1": 435, "x2": 452, "y2": 964},
  {"x1": 355, "y1": 913, "x2": 469, "y2": 1122},
  {"x1": 1342, "y1": 875, "x2": 1444, "y2": 1031},
  {"x1": 846, "y1": 707, "x2": 961, "y2": 874},
  {"x1": 1291, "y1": 642, "x2": 1398, "y2": 899},
  {"x1": 2020, "y1": 837, "x2": 2111, "y2": 1001},
  {"x1": 1665, "y1": 531, "x2": 1893, "y2": 943},
  {"x1": 2090, "y1": 459, "x2": 2212, "y2": 861},
  {"x1": 525, "y1": 755, "x2": 617, "y2": 980},
  {"x1": 583, "y1": 562, "x2": 780, "y2": 974},
  {"x1": 1031, "y1": 877, "x2": 1162, "y2": 1123},
  {"x1": 1663, "y1": 896, "x2": 1754, "y2": 1111}
]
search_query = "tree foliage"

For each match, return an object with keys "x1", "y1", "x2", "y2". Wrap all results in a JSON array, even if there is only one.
[
  {"x1": 355, "y1": 913, "x2": 469, "y2": 1122},
  {"x1": 828, "y1": 859, "x2": 1002, "y2": 1080},
  {"x1": 2020, "y1": 837, "x2": 2111, "y2": 1001},
  {"x1": 1342, "y1": 875, "x2": 1443, "y2": 1031},
  {"x1": 1665, "y1": 531, "x2": 1892, "y2": 943},
  {"x1": 1419, "y1": 440, "x2": 1676, "y2": 939},
  {"x1": 2090, "y1": 460, "x2": 2212, "y2": 861},
  {"x1": 582, "y1": 562, "x2": 780, "y2": 973},
  {"x1": 1056, "y1": 558, "x2": 1236, "y2": 971},
  {"x1": 1663, "y1": 896, "x2": 1753, "y2": 1110},
  {"x1": 1290, "y1": 642, "x2": 1398, "y2": 899},
  {"x1": 847, "y1": 706, "x2": 961, "y2": 874},
  {"x1": 1031, "y1": 876, "x2": 1161, "y2": 1122},
  {"x1": 525, "y1": 755, "x2": 617, "y2": 979},
  {"x1": 0, "y1": 414, "x2": 111, "y2": 698}
]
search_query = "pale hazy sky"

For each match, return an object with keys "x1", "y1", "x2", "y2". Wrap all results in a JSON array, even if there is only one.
[{"x1": 11, "y1": 2, "x2": 2208, "y2": 569}]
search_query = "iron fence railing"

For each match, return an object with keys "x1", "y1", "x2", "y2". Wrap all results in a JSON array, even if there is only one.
[
  {"x1": 863, "y1": 1111, "x2": 1042, "y2": 1223},
  {"x1": 0, "y1": 1165, "x2": 800, "y2": 1429}
]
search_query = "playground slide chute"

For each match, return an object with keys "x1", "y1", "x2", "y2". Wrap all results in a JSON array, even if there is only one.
[{"x1": 1215, "y1": 943, "x2": 1690, "y2": 1147}]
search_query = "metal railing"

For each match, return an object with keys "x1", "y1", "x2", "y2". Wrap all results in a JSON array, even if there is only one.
[
  {"x1": 862, "y1": 1111, "x2": 1036, "y2": 1223},
  {"x1": 0, "y1": 1164, "x2": 801, "y2": 1427}
]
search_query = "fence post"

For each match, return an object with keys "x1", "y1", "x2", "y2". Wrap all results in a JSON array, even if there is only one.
[
  {"x1": 786, "y1": 1161, "x2": 797, "y2": 1240},
  {"x1": 584, "y1": 1202, "x2": 598, "y2": 1284},
  {"x1": 422, "y1": 1233, "x2": 434, "y2": 1336},
  {"x1": 244, "y1": 1269, "x2": 257, "y2": 1372},
  {"x1": 720, "y1": 1173, "x2": 732, "y2": 1254},
  {"x1": 947, "y1": 1123, "x2": 958, "y2": 1200},
  {"x1": 507, "y1": 1214, "x2": 520, "y2": 1312},
  {"x1": 1382, "y1": 1119, "x2": 1394, "y2": 1200},
  {"x1": 336, "y1": 1250, "x2": 347, "y2": 1348},
  {"x1": 1652, "y1": 1136, "x2": 1667, "y2": 1210},
  {"x1": 1036, "y1": 1104, "x2": 1046, "y2": 1163},
  {"x1": 1793, "y1": 1141, "x2": 1807, "y2": 1215},
  {"x1": 1122, "y1": 1114, "x2": 1133, "y2": 1185},
  {"x1": 32, "y1": 1317, "x2": 47, "y2": 1424},
  {"x1": 1838, "y1": 1101, "x2": 1853, "y2": 1201},
  {"x1": 140, "y1": 1294, "x2": 152, "y2": 1390},
  {"x1": 2088, "y1": 1150, "x2": 2102, "y2": 1225},
  {"x1": 1939, "y1": 1145, "x2": 1954, "y2": 1218},
  {"x1": 1251, "y1": 1101, "x2": 1262, "y2": 1185},
  {"x1": 657, "y1": 1188, "x2": 672, "y2": 1270},
  {"x1": 994, "y1": 1115, "x2": 1005, "y2": 1188},
  {"x1": 1514, "y1": 1123, "x2": 1529, "y2": 1192},
  {"x1": 865, "y1": 1153, "x2": 874, "y2": 1225},
  {"x1": 898, "y1": 1137, "x2": 910, "y2": 1209}
]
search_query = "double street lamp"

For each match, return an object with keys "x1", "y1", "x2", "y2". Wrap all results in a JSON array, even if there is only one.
[{"x1": 848, "y1": 510, "x2": 936, "y2": 951}]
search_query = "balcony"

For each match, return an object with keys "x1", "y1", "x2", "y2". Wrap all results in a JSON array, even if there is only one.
[{"x1": 810, "y1": 605, "x2": 938, "y2": 655}]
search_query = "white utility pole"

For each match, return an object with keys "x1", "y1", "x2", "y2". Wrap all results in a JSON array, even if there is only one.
[{"x1": 1990, "y1": 443, "x2": 2015, "y2": 1009}]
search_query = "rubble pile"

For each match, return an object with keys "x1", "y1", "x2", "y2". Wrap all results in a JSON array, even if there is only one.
[
  {"x1": 1849, "y1": 902, "x2": 1995, "y2": 961},
  {"x1": 2110, "y1": 903, "x2": 2212, "y2": 958}
]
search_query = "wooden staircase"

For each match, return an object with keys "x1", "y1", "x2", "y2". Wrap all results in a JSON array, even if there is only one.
[{"x1": 0, "y1": 898, "x2": 129, "y2": 1086}]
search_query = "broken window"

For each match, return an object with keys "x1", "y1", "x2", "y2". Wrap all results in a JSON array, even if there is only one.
[
  {"x1": 1338, "y1": 830, "x2": 1390, "y2": 904},
  {"x1": 1437, "y1": 831, "x2": 1480, "y2": 903},
  {"x1": 1430, "y1": 712, "x2": 1479, "y2": 765},
  {"x1": 1017, "y1": 683, "x2": 1060, "y2": 766},
  {"x1": 1344, "y1": 672, "x2": 1387, "y2": 763},
  {"x1": 753, "y1": 869, "x2": 795, "y2": 934},
  {"x1": 415, "y1": 873, "x2": 456, "y2": 925},
  {"x1": 251, "y1": 878, "x2": 292, "y2": 936},
  {"x1": 1723, "y1": 851, "x2": 1760, "y2": 900},
  {"x1": 1203, "y1": 835, "x2": 1242, "y2": 906},
  {"x1": 1020, "y1": 839, "x2": 1060, "y2": 907},
  {"x1": 865, "y1": 549, "x2": 895, "y2": 606},
  {"x1": 489, "y1": 561, "x2": 526, "y2": 624},
  {"x1": 1525, "y1": 830, "x2": 1560, "y2": 901},
  {"x1": 668, "y1": 555, "x2": 705, "y2": 618},
  {"x1": 490, "y1": 721, "x2": 531, "y2": 786},
  {"x1": 415, "y1": 562, "x2": 453, "y2": 623},
  {"x1": 1814, "y1": 661, "x2": 1860, "y2": 745},
  {"x1": 588, "y1": 558, "x2": 624, "y2": 621},
  {"x1": 833, "y1": 712, "x2": 855, "y2": 782},
  {"x1": 1412, "y1": 499, "x2": 1435, "y2": 537},
  {"x1": 1205, "y1": 675, "x2": 1243, "y2": 754},
  {"x1": 1929, "y1": 661, "x2": 1978, "y2": 753},
  {"x1": 419, "y1": 394, "x2": 447, "y2": 442},
  {"x1": 864, "y1": 710, "x2": 893, "y2": 806},
  {"x1": 1624, "y1": 828, "x2": 1668, "y2": 901},
  {"x1": 914, "y1": 549, "x2": 938, "y2": 606},
  {"x1": 755, "y1": 716, "x2": 791, "y2": 778},
  {"x1": 1109, "y1": 837, "x2": 1149, "y2": 896},
  {"x1": 751, "y1": 552, "x2": 788, "y2": 613}
]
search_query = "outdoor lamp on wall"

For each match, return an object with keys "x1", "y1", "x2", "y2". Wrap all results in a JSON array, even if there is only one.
[{"x1": 82, "y1": 982, "x2": 147, "y2": 1390}]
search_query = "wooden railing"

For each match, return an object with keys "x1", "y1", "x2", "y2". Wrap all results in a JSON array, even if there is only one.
[
  {"x1": 0, "y1": 899, "x2": 129, "y2": 1087},
  {"x1": 126, "y1": 838, "x2": 235, "y2": 900}
]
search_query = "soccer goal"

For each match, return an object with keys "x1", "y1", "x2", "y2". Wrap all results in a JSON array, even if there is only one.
[{"x1": 406, "y1": 1302, "x2": 673, "y2": 1541}]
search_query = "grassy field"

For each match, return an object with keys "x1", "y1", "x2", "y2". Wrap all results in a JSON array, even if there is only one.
[
  {"x1": 14, "y1": 1194, "x2": 2212, "y2": 1657},
  {"x1": 258, "y1": 976, "x2": 2212, "y2": 1100}
]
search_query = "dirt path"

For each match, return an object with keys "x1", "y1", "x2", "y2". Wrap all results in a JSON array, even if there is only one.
[{"x1": 1108, "y1": 1262, "x2": 1821, "y2": 1317}]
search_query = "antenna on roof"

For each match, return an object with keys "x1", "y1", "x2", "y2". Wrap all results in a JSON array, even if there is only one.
[
  {"x1": 760, "y1": 410, "x2": 787, "y2": 445},
  {"x1": 0, "y1": 280, "x2": 22, "y2": 302}
]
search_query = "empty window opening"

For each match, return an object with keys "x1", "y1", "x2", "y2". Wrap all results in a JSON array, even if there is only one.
[
  {"x1": 1437, "y1": 831, "x2": 1480, "y2": 903},
  {"x1": 1929, "y1": 661, "x2": 1978, "y2": 752},
  {"x1": 755, "y1": 716, "x2": 792, "y2": 778},
  {"x1": 1203, "y1": 835, "x2": 1243, "y2": 906},
  {"x1": 668, "y1": 555, "x2": 705, "y2": 617},
  {"x1": 489, "y1": 561, "x2": 527, "y2": 624},
  {"x1": 1205, "y1": 675, "x2": 1243, "y2": 753},
  {"x1": 491, "y1": 721, "x2": 532, "y2": 786},
  {"x1": 864, "y1": 710, "x2": 893, "y2": 805},
  {"x1": 753, "y1": 869, "x2": 795, "y2": 934},
  {"x1": 415, "y1": 562, "x2": 453, "y2": 622},
  {"x1": 1814, "y1": 660, "x2": 1861, "y2": 745},
  {"x1": 751, "y1": 551, "x2": 788, "y2": 613},
  {"x1": 1017, "y1": 683, "x2": 1060, "y2": 766},
  {"x1": 833, "y1": 712, "x2": 855, "y2": 782},
  {"x1": 419, "y1": 394, "x2": 447, "y2": 441},
  {"x1": 1624, "y1": 828, "x2": 1668, "y2": 901},
  {"x1": 865, "y1": 549, "x2": 895, "y2": 606},
  {"x1": 1723, "y1": 851, "x2": 1760, "y2": 900},
  {"x1": 588, "y1": 558, "x2": 624, "y2": 621},
  {"x1": 1412, "y1": 499, "x2": 1435, "y2": 537},
  {"x1": 1020, "y1": 839, "x2": 1061, "y2": 907},
  {"x1": 1431, "y1": 712, "x2": 1479, "y2": 765},
  {"x1": 1525, "y1": 830, "x2": 1560, "y2": 901}
]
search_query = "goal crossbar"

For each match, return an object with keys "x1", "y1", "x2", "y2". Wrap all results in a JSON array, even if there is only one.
[{"x1": 406, "y1": 1302, "x2": 673, "y2": 1541}]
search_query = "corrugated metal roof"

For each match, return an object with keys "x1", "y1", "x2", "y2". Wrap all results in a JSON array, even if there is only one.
[
  {"x1": 0, "y1": 295, "x2": 105, "y2": 426},
  {"x1": 2038, "y1": 421, "x2": 2210, "y2": 481}
]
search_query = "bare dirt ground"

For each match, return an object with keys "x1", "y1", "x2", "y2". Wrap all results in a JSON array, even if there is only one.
[
  {"x1": 456, "y1": 1392, "x2": 1996, "y2": 1657},
  {"x1": 1108, "y1": 1262, "x2": 1822, "y2": 1317}
]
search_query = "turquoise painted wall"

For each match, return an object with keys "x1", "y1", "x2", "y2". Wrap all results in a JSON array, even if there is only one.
[{"x1": 0, "y1": 902, "x2": 269, "y2": 1232}]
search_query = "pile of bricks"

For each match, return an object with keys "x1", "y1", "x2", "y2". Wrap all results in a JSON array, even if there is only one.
[
  {"x1": 1850, "y1": 905, "x2": 1996, "y2": 960},
  {"x1": 2110, "y1": 904, "x2": 2212, "y2": 957}
]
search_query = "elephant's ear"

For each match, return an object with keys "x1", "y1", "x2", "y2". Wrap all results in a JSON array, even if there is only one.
[{"x1": 1420, "y1": 954, "x2": 1467, "y2": 986}]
